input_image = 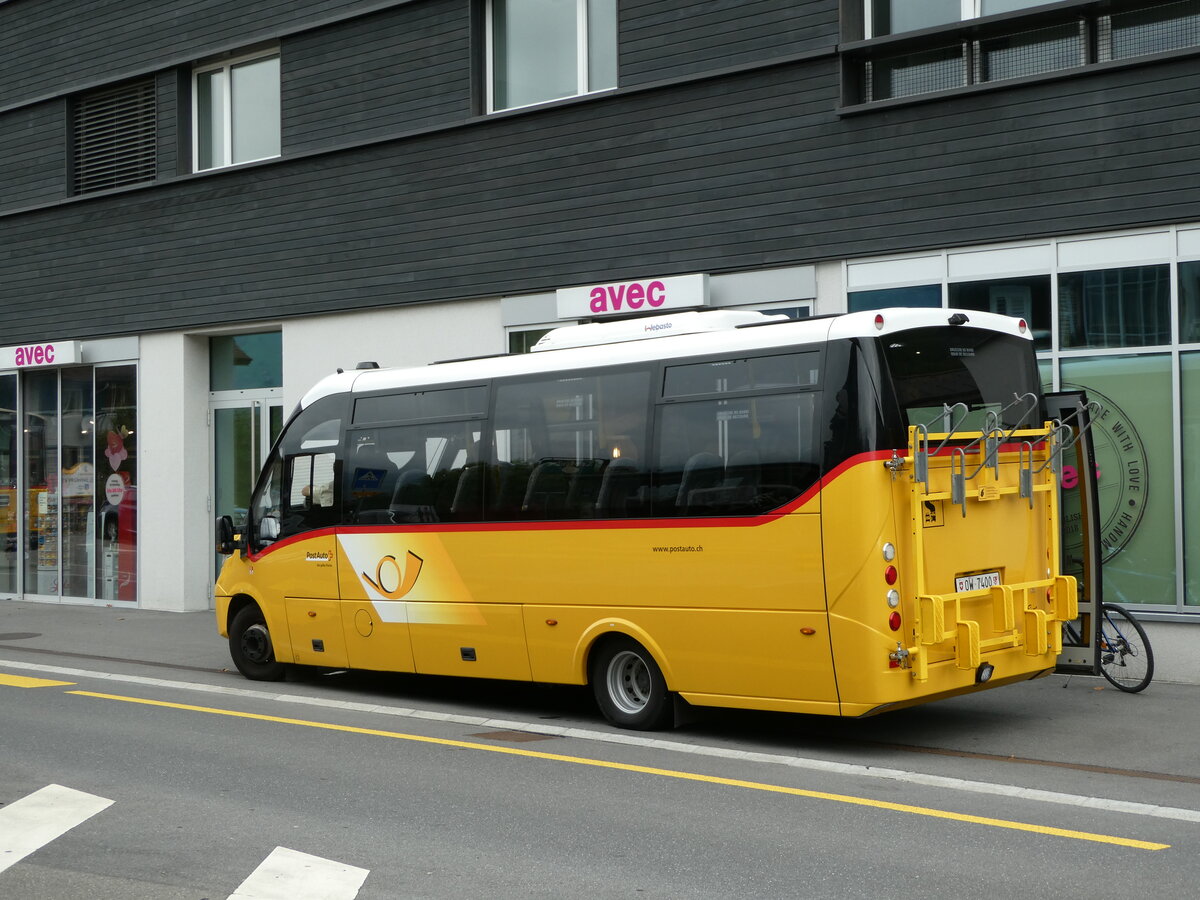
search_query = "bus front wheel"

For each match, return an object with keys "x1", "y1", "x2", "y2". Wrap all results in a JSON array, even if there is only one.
[
  {"x1": 229, "y1": 604, "x2": 286, "y2": 681},
  {"x1": 590, "y1": 636, "x2": 673, "y2": 730}
]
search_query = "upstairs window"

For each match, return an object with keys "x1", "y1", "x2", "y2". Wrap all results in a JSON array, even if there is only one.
[
  {"x1": 194, "y1": 51, "x2": 280, "y2": 171},
  {"x1": 72, "y1": 78, "x2": 157, "y2": 195},
  {"x1": 868, "y1": 1, "x2": 1050, "y2": 37},
  {"x1": 488, "y1": 0, "x2": 617, "y2": 112}
]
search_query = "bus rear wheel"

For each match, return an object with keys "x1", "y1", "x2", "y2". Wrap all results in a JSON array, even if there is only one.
[
  {"x1": 590, "y1": 636, "x2": 673, "y2": 730},
  {"x1": 229, "y1": 604, "x2": 286, "y2": 681}
]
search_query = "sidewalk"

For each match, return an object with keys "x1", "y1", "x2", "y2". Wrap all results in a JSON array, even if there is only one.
[
  {"x1": 1, "y1": 600, "x2": 1197, "y2": 685},
  {"x1": 0, "y1": 601, "x2": 225, "y2": 672}
]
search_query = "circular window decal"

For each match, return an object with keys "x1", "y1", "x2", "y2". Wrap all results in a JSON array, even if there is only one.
[{"x1": 1062, "y1": 383, "x2": 1148, "y2": 563}]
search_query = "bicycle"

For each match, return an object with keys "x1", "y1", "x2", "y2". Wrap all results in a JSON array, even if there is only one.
[{"x1": 1063, "y1": 602, "x2": 1155, "y2": 693}]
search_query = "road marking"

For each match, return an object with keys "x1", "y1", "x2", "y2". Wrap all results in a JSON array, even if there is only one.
[
  {"x1": 5, "y1": 658, "x2": 1199, "y2": 828},
  {"x1": 69, "y1": 690, "x2": 1169, "y2": 851},
  {"x1": 0, "y1": 672, "x2": 75, "y2": 688},
  {"x1": 0, "y1": 784, "x2": 113, "y2": 874},
  {"x1": 228, "y1": 846, "x2": 369, "y2": 900}
]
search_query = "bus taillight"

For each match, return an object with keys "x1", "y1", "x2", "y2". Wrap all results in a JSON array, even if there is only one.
[
  {"x1": 888, "y1": 611, "x2": 902, "y2": 631},
  {"x1": 884, "y1": 565, "x2": 898, "y2": 585}
]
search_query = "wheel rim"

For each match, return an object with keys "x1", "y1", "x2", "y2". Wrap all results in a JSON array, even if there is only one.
[
  {"x1": 606, "y1": 649, "x2": 653, "y2": 715},
  {"x1": 240, "y1": 623, "x2": 273, "y2": 665}
]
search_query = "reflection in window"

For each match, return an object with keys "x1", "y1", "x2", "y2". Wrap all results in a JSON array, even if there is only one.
[
  {"x1": 869, "y1": 0, "x2": 1049, "y2": 37},
  {"x1": 849, "y1": 285, "x2": 941, "y2": 312},
  {"x1": 210, "y1": 332, "x2": 282, "y2": 391},
  {"x1": 1180, "y1": 351, "x2": 1200, "y2": 606},
  {"x1": 508, "y1": 328, "x2": 553, "y2": 354},
  {"x1": 1059, "y1": 266, "x2": 1171, "y2": 349},
  {"x1": 195, "y1": 53, "x2": 280, "y2": 171},
  {"x1": 489, "y1": 369, "x2": 650, "y2": 519},
  {"x1": 1179, "y1": 261, "x2": 1200, "y2": 343},
  {"x1": 489, "y1": 0, "x2": 617, "y2": 111},
  {"x1": 1060, "y1": 354, "x2": 1173, "y2": 607},
  {"x1": 949, "y1": 275, "x2": 1051, "y2": 350}
]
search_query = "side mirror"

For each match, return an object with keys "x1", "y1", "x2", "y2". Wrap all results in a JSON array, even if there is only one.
[
  {"x1": 258, "y1": 515, "x2": 280, "y2": 545},
  {"x1": 215, "y1": 515, "x2": 236, "y2": 555}
]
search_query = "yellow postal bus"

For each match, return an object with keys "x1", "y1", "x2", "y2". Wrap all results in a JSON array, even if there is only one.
[{"x1": 216, "y1": 308, "x2": 1076, "y2": 729}]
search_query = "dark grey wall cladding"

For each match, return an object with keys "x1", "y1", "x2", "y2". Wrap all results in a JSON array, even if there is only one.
[
  {"x1": 0, "y1": 0, "x2": 410, "y2": 110},
  {"x1": 0, "y1": 101, "x2": 67, "y2": 213},
  {"x1": 3, "y1": 51, "x2": 1200, "y2": 345},
  {"x1": 282, "y1": 2, "x2": 471, "y2": 154},
  {"x1": 620, "y1": 0, "x2": 838, "y2": 85}
]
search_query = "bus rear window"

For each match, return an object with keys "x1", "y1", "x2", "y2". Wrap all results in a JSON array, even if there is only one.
[{"x1": 881, "y1": 327, "x2": 1042, "y2": 433}]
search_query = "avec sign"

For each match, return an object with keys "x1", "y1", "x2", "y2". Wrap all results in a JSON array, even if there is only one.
[
  {"x1": 556, "y1": 273, "x2": 708, "y2": 319},
  {"x1": 0, "y1": 340, "x2": 82, "y2": 370}
]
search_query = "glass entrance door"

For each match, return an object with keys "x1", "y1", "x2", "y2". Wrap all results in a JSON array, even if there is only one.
[{"x1": 212, "y1": 397, "x2": 283, "y2": 578}]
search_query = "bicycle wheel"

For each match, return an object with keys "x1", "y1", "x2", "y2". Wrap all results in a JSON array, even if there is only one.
[{"x1": 1098, "y1": 603, "x2": 1154, "y2": 693}]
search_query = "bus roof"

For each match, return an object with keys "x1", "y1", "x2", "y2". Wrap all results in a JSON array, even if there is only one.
[{"x1": 299, "y1": 308, "x2": 1031, "y2": 408}]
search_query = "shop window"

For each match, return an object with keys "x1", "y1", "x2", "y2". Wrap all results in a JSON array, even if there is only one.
[
  {"x1": 1180, "y1": 351, "x2": 1200, "y2": 606},
  {"x1": 488, "y1": 0, "x2": 617, "y2": 112},
  {"x1": 94, "y1": 365, "x2": 138, "y2": 603},
  {"x1": 194, "y1": 51, "x2": 280, "y2": 171},
  {"x1": 949, "y1": 275, "x2": 1051, "y2": 350},
  {"x1": 1179, "y1": 260, "x2": 1200, "y2": 343},
  {"x1": 508, "y1": 327, "x2": 554, "y2": 354},
  {"x1": 1058, "y1": 265, "x2": 1171, "y2": 349},
  {"x1": 210, "y1": 332, "x2": 282, "y2": 391},
  {"x1": 1060, "y1": 354, "x2": 1174, "y2": 608},
  {"x1": 849, "y1": 285, "x2": 941, "y2": 312},
  {"x1": 0, "y1": 375, "x2": 15, "y2": 594}
]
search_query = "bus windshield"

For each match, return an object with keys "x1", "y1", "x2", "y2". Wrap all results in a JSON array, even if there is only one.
[{"x1": 880, "y1": 326, "x2": 1043, "y2": 434}]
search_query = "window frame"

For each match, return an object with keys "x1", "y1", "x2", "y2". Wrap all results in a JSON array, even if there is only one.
[
  {"x1": 866, "y1": 1, "x2": 1052, "y2": 39},
  {"x1": 192, "y1": 48, "x2": 281, "y2": 173},
  {"x1": 485, "y1": 0, "x2": 617, "y2": 114}
]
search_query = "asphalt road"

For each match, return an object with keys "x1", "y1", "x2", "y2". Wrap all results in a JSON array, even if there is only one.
[{"x1": 1, "y1": 644, "x2": 1199, "y2": 899}]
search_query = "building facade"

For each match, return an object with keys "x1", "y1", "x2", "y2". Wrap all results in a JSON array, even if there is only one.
[{"x1": 1, "y1": 0, "x2": 1198, "y2": 623}]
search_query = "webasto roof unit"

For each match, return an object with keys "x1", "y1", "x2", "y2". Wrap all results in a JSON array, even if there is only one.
[{"x1": 531, "y1": 310, "x2": 788, "y2": 352}]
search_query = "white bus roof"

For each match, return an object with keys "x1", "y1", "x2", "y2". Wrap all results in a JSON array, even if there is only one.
[{"x1": 299, "y1": 308, "x2": 1031, "y2": 408}]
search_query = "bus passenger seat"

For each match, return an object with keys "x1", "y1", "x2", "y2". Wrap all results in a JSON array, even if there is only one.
[
  {"x1": 676, "y1": 452, "x2": 725, "y2": 509},
  {"x1": 522, "y1": 461, "x2": 568, "y2": 517},
  {"x1": 595, "y1": 459, "x2": 641, "y2": 518}
]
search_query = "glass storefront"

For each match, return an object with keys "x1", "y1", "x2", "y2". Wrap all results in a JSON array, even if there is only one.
[
  {"x1": 846, "y1": 227, "x2": 1200, "y2": 615},
  {"x1": 0, "y1": 363, "x2": 137, "y2": 603}
]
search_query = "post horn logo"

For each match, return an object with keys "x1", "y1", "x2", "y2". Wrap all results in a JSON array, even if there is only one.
[{"x1": 363, "y1": 551, "x2": 424, "y2": 600}]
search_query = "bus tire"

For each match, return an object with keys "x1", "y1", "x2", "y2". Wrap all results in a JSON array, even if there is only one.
[
  {"x1": 590, "y1": 636, "x2": 673, "y2": 731},
  {"x1": 229, "y1": 604, "x2": 286, "y2": 682}
]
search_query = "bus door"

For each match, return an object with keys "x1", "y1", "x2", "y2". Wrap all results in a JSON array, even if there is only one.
[{"x1": 1046, "y1": 391, "x2": 1102, "y2": 675}]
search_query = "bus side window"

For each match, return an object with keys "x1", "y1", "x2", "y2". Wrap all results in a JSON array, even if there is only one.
[
  {"x1": 654, "y1": 392, "x2": 819, "y2": 516},
  {"x1": 251, "y1": 395, "x2": 344, "y2": 542}
]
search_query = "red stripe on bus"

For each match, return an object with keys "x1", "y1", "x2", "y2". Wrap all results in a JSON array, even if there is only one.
[{"x1": 245, "y1": 449, "x2": 899, "y2": 561}]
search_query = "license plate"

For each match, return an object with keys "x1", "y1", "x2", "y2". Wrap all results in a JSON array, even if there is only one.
[{"x1": 955, "y1": 571, "x2": 1001, "y2": 592}]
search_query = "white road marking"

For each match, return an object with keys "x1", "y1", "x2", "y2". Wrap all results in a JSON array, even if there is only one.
[
  {"x1": 0, "y1": 784, "x2": 113, "y2": 874},
  {"x1": 227, "y1": 846, "x2": 368, "y2": 900},
  {"x1": 5, "y1": 657, "x2": 1200, "y2": 825}
]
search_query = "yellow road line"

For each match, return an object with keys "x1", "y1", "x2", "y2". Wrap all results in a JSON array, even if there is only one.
[
  {"x1": 0, "y1": 673, "x2": 76, "y2": 688},
  {"x1": 68, "y1": 689, "x2": 1169, "y2": 851}
]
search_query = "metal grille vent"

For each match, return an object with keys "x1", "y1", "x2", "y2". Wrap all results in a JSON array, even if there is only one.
[{"x1": 72, "y1": 79, "x2": 157, "y2": 195}]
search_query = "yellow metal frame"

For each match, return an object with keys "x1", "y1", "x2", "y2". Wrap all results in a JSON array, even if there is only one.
[{"x1": 903, "y1": 424, "x2": 1077, "y2": 682}]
